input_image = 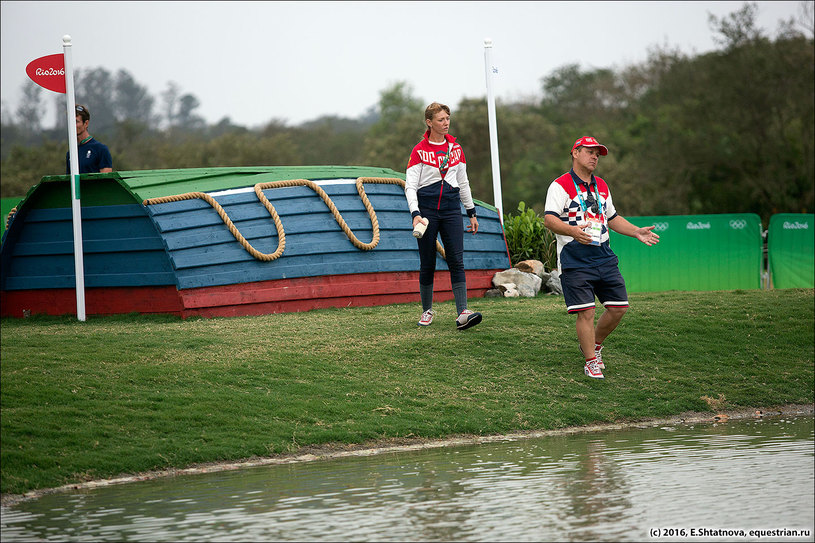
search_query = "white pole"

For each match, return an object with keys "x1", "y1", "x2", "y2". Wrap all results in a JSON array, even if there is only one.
[
  {"x1": 63, "y1": 35, "x2": 86, "y2": 321},
  {"x1": 484, "y1": 38, "x2": 503, "y2": 224}
]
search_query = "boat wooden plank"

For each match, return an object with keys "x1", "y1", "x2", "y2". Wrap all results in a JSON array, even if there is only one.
[
  {"x1": 16, "y1": 217, "x2": 161, "y2": 244},
  {"x1": 175, "y1": 207, "x2": 502, "y2": 236},
  {"x1": 180, "y1": 278, "x2": 496, "y2": 318},
  {"x1": 179, "y1": 270, "x2": 496, "y2": 309},
  {"x1": 154, "y1": 209, "x2": 502, "y2": 250},
  {"x1": 10, "y1": 237, "x2": 166, "y2": 256},
  {"x1": 172, "y1": 254, "x2": 511, "y2": 291},
  {"x1": 1, "y1": 286, "x2": 183, "y2": 317},
  {"x1": 4, "y1": 253, "x2": 175, "y2": 286},
  {"x1": 175, "y1": 259, "x2": 419, "y2": 290},
  {"x1": 152, "y1": 209, "x2": 387, "y2": 237},
  {"x1": 0, "y1": 270, "x2": 496, "y2": 319},
  {"x1": 181, "y1": 294, "x2": 423, "y2": 318},
  {"x1": 160, "y1": 216, "x2": 410, "y2": 251},
  {"x1": 161, "y1": 210, "x2": 412, "y2": 239},
  {"x1": 166, "y1": 231, "x2": 507, "y2": 271},
  {"x1": 148, "y1": 197, "x2": 406, "y2": 233},
  {"x1": 168, "y1": 234, "x2": 409, "y2": 269},
  {"x1": 20, "y1": 204, "x2": 148, "y2": 223},
  {"x1": 3, "y1": 271, "x2": 177, "y2": 290},
  {"x1": 171, "y1": 251, "x2": 508, "y2": 278},
  {"x1": 149, "y1": 214, "x2": 505, "y2": 252},
  {"x1": 182, "y1": 279, "x2": 420, "y2": 308},
  {"x1": 182, "y1": 270, "x2": 428, "y2": 294},
  {"x1": 180, "y1": 237, "x2": 504, "y2": 265}
]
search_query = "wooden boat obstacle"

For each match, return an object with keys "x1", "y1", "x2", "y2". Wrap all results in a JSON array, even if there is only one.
[{"x1": 1, "y1": 166, "x2": 511, "y2": 318}]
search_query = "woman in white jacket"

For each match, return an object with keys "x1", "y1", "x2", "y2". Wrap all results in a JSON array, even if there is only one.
[{"x1": 404, "y1": 102, "x2": 482, "y2": 330}]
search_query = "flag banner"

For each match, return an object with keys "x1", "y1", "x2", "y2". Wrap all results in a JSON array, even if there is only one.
[
  {"x1": 25, "y1": 53, "x2": 66, "y2": 94},
  {"x1": 768, "y1": 213, "x2": 815, "y2": 288},
  {"x1": 610, "y1": 213, "x2": 763, "y2": 292}
]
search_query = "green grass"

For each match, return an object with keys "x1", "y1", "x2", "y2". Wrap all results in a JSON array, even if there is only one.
[{"x1": 1, "y1": 289, "x2": 813, "y2": 496}]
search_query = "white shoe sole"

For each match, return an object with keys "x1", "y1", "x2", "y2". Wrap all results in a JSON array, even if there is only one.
[
  {"x1": 456, "y1": 312, "x2": 482, "y2": 330},
  {"x1": 584, "y1": 367, "x2": 604, "y2": 379}
]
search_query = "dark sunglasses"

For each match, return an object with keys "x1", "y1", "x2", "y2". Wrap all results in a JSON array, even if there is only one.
[{"x1": 585, "y1": 192, "x2": 599, "y2": 214}]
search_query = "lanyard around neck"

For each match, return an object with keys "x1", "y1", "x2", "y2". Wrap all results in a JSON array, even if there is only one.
[
  {"x1": 572, "y1": 177, "x2": 602, "y2": 217},
  {"x1": 432, "y1": 140, "x2": 453, "y2": 179}
]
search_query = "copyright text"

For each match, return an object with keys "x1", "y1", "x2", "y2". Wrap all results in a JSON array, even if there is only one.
[{"x1": 649, "y1": 527, "x2": 812, "y2": 539}]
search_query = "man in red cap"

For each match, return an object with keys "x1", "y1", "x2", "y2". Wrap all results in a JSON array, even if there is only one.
[{"x1": 544, "y1": 136, "x2": 660, "y2": 379}]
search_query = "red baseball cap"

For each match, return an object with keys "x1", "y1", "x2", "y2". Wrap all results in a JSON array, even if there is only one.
[{"x1": 572, "y1": 136, "x2": 608, "y2": 155}]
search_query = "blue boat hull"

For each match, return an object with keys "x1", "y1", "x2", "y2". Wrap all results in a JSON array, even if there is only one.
[{"x1": 2, "y1": 177, "x2": 510, "y2": 318}]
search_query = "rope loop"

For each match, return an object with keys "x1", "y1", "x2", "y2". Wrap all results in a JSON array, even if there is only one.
[
  {"x1": 142, "y1": 177, "x2": 446, "y2": 261},
  {"x1": 5, "y1": 206, "x2": 17, "y2": 231}
]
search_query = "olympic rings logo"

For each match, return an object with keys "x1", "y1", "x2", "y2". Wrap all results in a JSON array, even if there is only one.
[
  {"x1": 729, "y1": 220, "x2": 747, "y2": 229},
  {"x1": 653, "y1": 222, "x2": 670, "y2": 231}
]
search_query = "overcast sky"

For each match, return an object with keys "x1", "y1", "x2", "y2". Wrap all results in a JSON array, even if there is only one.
[{"x1": 1, "y1": 1, "x2": 809, "y2": 128}]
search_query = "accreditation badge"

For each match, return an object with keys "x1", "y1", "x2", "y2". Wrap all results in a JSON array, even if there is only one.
[{"x1": 584, "y1": 218, "x2": 603, "y2": 246}]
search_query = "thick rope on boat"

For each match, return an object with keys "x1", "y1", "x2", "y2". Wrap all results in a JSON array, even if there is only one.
[
  {"x1": 5, "y1": 206, "x2": 17, "y2": 230},
  {"x1": 142, "y1": 177, "x2": 446, "y2": 261}
]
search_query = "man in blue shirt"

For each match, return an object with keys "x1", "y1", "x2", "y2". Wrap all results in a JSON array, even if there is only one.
[
  {"x1": 544, "y1": 136, "x2": 660, "y2": 379},
  {"x1": 66, "y1": 104, "x2": 113, "y2": 174}
]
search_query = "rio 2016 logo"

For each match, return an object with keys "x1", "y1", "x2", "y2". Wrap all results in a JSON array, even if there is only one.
[
  {"x1": 686, "y1": 221, "x2": 711, "y2": 230},
  {"x1": 34, "y1": 67, "x2": 65, "y2": 76},
  {"x1": 26, "y1": 53, "x2": 67, "y2": 94}
]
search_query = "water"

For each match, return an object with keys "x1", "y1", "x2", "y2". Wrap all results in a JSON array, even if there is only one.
[{"x1": 2, "y1": 415, "x2": 813, "y2": 542}]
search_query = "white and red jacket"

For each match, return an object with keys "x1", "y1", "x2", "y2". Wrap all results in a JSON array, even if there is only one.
[{"x1": 405, "y1": 131, "x2": 476, "y2": 218}]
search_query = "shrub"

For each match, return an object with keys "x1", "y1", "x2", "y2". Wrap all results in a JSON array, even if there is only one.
[{"x1": 503, "y1": 201, "x2": 557, "y2": 271}]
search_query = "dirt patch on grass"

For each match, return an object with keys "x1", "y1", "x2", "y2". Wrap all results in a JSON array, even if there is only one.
[{"x1": 3, "y1": 403, "x2": 812, "y2": 508}]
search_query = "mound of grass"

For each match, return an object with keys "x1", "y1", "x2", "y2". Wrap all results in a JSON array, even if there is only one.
[{"x1": 1, "y1": 289, "x2": 812, "y2": 496}]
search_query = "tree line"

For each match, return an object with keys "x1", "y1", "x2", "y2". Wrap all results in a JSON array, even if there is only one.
[{"x1": 1, "y1": 3, "x2": 812, "y2": 226}]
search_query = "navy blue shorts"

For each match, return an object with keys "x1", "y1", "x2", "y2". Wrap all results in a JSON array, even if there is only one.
[{"x1": 560, "y1": 259, "x2": 629, "y2": 313}]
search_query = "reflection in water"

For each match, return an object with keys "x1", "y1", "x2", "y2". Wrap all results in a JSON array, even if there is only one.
[{"x1": 2, "y1": 416, "x2": 813, "y2": 542}]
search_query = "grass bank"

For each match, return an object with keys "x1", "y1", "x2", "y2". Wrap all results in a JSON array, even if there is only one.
[{"x1": 1, "y1": 289, "x2": 813, "y2": 497}]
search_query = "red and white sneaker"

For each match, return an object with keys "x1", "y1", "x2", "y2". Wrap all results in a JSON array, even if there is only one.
[
  {"x1": 595, "y1": 345, "x2": 605, "y2": 369},
  {"x1": 584, "y1": 359, "x2": 604, "y2": 379},
  {"x1": 418, "y1": 309, "x2": 435, "y2": 326},
  {"x1": 580, "y1": 344, "x2": 605, "y2": 369}
]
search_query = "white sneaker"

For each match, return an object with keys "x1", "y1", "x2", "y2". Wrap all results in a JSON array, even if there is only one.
[
  {"x1": 584, "y1": 359, "x2": 604, "y2": 379},
  {"x1": 456, "y1": 309, "x2": 482, "y2": 330},
  {"x1": 580, "y1": 344, "x2": 605, "y2": 369},
  {"x1": 418, "y1": 309, "x2": 435, "y2": 326}
]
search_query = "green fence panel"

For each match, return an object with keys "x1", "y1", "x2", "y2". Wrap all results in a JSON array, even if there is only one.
[
  {"x1": 768, "y1": 213, "x2": 814, "y2": 289},
  {"x1": 609, "y1": 213, "x2": 762, "y2": 292}
]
